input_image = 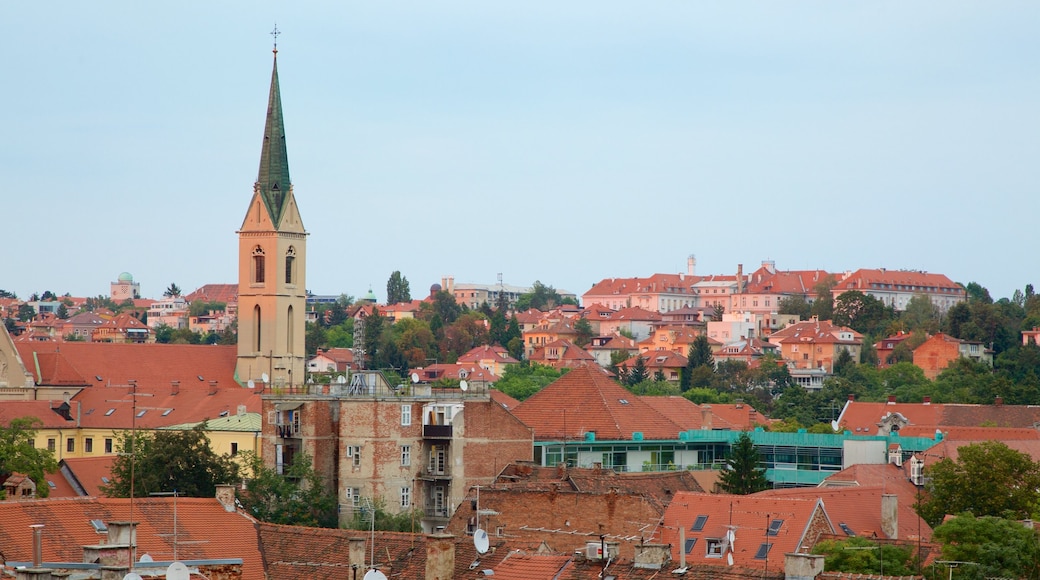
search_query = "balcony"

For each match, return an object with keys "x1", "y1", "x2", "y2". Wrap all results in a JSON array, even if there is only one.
[
  {"x1": 418, "y1": 468, "x2": 452, "y2": 481},
  {"x1": 422, "y1": 424, "x2": 453, "y2": 439},
  {"x1": 275, "y1": 424, "x2": 299, "y2": 439}
]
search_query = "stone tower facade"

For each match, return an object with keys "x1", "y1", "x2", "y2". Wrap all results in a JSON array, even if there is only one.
[{"x1": 236, "y1": 48, "x2": 308, "y2": 389}]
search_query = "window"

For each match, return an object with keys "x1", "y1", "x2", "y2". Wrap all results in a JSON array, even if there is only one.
[
  {"x1": 706, "y1": 539, "x2": 723, "y2": 557},
  {"x1": 252, "y1": 246, "x2": 266, "y2": 284},
  {"x1": 692, "y1": 515, "x2": 708, "y2": 531},
  {"x1": 346, "y1": 487, "x2": 361, "y2": 506},
  {"x1": 231, "y1": 442, "x2": 239, "y2": 456},
  {"x1": 767, "y1": 519, "x2": 784, "y2": 536},
  {"x1": 401, "y1": 405, "x2": 412, "y2": 426},
  {"x1": 105, "y1": 438, "x2": 113, "y2": 454},
  {"x1": 401, "y1": 445, "x2": 411, "y2": 466},
  {"x1": 284, "y1": 247, "x2": 296, "y2": 285},
  {"x1": 684, "y1": 538, "x2": 697, "y2": 554},
  {"x1": 348, "y1": 445, "x2": 361, "y2": 467},
  {"x1": 754, "y1": 543, "x2": 773, "y2": 559},
  {"x1": 401, "y1": 486, "x2": 411, "y2": 508},
  {"x1": 67, "y1": 438, "x2": 75, "y2": 453},
  {"x1": 85, "y1": 438, "x2": 93, "y2": 453}
]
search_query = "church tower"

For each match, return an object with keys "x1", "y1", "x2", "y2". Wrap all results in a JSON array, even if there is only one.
[{"x1": 236, "y1": 43, "x2": 307, "y2": 389}]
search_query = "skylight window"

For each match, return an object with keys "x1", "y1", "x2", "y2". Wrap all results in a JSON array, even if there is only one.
[
  {"x1": 839, "y1": 523, "x2": 855, "y2": 536},
  {"x1": 767, "y1": 519, "x2": 784, "y2": 536},
  {"x1": 101, "y1": 477, "x2": 110, "y2": 484},
  {"x1": 90, "y1": 519, "x2": 108, "y2": 533},
  {"x1": 754, "y1": 543, "x2": 772, "y2": 559},
  {"x1": 136, "y1": 410, "x2": 146, "y2": 418},
  {"x1": 684, "y1": 538, "x2": 697, "y2": 554},
  {"x1": 618, "y1": 399, "x2": 629, "y2": 405},
  {"x1": 47, "y1": 481, "x2": 56, "y2": 488},
  {"x1": 162, "y1": 409, "x2": 173, "y2": 416},
  {"x1": 105, "y1": 408, "x2": 116, "y2": 416},
  {"x1": 691, "y1": 515, "x2": 708, "y2": 531}
]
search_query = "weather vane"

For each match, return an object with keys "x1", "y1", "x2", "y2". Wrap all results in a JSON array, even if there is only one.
[{"x1": 271, "y1": 24, "x2": 280, "y2": 53}]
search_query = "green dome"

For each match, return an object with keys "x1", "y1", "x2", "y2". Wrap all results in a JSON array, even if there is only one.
[
  {"x1": 365, "y1": 288, "x2": 378, "y2": 302},
  {"x1": 118, "y1": 272, "x2": 134, "y2": 282}
]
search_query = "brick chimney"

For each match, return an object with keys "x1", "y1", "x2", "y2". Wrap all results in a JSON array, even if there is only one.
[
  {"x1": 425, "y1": 533, "x2": 455, "y2": 580},
  {"x1": 634, "y1": 543, "x2": 672, "y2": 570},
  {"x1": 922, "y1": 396, "x2": 931, "y2": 405},
  {"x1": 995, "y1": 396, "x2": 1004, "y2": 406},
  {"x1": 785, "y1": 553, "x2": 826, "y2": 580},
  {"x1": 881, "y1": 494, "x2": 898, "y2": 539},
  {"x1": 887, "y1": 395, "x2": 896, "y2": 404},
  {"x1": 701, "y1": 405, "x2": 713, "y2": 430},
  {"x1": 349, "y1": 537, "x2": 366, "y2": 569},
  {"x1": 848, "y1": 394, "x2": 855, "y2": 402}
]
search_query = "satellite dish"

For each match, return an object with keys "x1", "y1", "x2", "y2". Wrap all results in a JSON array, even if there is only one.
[
  {"x1": 459, "y1": 380, "x2": 469, "y2": 392},
  {"x1": 166, "y1": 562, "x2": 190, "y2": 580},
  {"x1": 261, "y1": 372, "x2": 269, "y2": 383},
  {"x1": 474, "y1": 528, "x2": 489, "y2": 554},
  {"x1": 411, "y1": 373, "x2": 420, "y2": 384},
  {"x1": 139, "y1": 553, "x2": 154, "y2": 563},
  {"x1": 337, "y1": 375, "x2": 347, "y2": 384},
  {"x1": 247, "y1": 379, "x2": 255, "y2": 389},
  {"x1": 363, "y1": 570, "x2": 388, "y2": 580},
  {"x1": 830, "y1": 420, "x2": 840, "y2": 432},
  {"x1": 123, "y1": 574, "x2": 143, "y2": 580}
]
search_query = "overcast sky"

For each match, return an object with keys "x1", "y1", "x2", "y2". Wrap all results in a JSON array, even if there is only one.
[{"x1": 4, "y1": 2, "x2": 1038, "y2": 303}]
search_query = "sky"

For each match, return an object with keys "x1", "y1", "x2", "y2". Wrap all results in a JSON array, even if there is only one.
[{"x1": 4, "y1": 2, "x2": 1038, "y2": 303}]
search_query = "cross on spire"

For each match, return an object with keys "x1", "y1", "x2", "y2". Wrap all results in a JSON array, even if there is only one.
[{"x1": 271, "y1": 24, "x2": 280, "y2": 54}]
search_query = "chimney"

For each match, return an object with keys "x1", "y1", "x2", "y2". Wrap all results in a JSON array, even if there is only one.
[
  {"x1": 209, "y1": 380, "x2": 218, "y2": 395},
  {"x1": 106, "y1": 521, "x2": 137, "y2": 547},
  {"x1": 171, "y1": 380, "x2": 180, "y2": 395},
  {"x1": 634, "y1": 543, "x2": 672, "y2": 569},
  {"x1": 922, "y1": 396, "x2": 931, "y2": 405},
  {"x1": 687, "y1": 255, "x2": 697, "y2": 276},
  {"x1": 736, "y1": 264, "x2": 744, "y2": 294},
  {"x1": 425, "y1": 533, "x2": 455, "y2": 580},
  {"x1": 848, "y1": 394, "x2": 856, "y2": 402},
  {"x1": 700, "y1": 405, "x2": 713, "y2": 430},
  {"x1": 31, "y1": 524, "x2": 44, "y2": 567},
  {"x1": 237, "y1": 404, "x2": 247, "y2": 416},
  {"x1": 995, "y1": 396, "x2": 1004, "y2": 406},
  {"x1": 881, "y1": 494, "x2": 898, "y2": 539},
  {"x1": 349, "y1": 537, "x2": 366, "y2": 569},
  {"x1": 887, "y1": 395, "x2": 896, "y2": 404},
  {"x1": 215, "y1": 484, "x2": 237, "y2": 512},
  {"x1": 785, "y1": 553, "x2": 826, "y2": 580}
]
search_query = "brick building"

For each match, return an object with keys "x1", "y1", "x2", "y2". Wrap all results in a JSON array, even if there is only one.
[
  {"x1": 912, "y1": 332, "x2": 993, "y2": 379},
  {"x1": 262, "y1": 370, "x2": 533, "y2": 531}
]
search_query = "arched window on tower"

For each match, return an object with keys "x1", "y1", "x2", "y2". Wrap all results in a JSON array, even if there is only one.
[
  {"x1": 287, "y1": 305, "x2": 294, "y2": 353},
  {"x1": 285, "y1": 246, "x2": 296, "y2": 285},
  {"x1": 253, "y1": 246, "x2": 266, "y2": 284}
]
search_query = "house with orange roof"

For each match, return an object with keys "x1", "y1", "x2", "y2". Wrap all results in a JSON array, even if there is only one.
[
  {"x1": 527, "y1": 339, "x2": 596, "y2": 369},
  {"x1": 58, "y1": 311, "x2": 106, "y2": 342},
  {"x1": 49, "y1": 456, "x2": 117, "y2": 497},
  {"x1": 457, "y1": 344, "x2": 519, "y2": 376},
  {"x1": 583, "y1": 271, "x2": 700, "y2": 313},
  {"x1": 184, "y1": 283, "x2": 238, "y2": 305},
  {"x1": 654, "y1": 492, "x2": 831, "y2": 573},
  {"x1": 408, "y1": 363, "x2": 500, "y2": 387},
  {"x1": 874, "y1": 331, "x2": 912, "y2": 368},
  {"x1": 522, "y1": 318, "x2": 580, "y2": 357},
  {"x1": 306, "y1": 347, "x2": 355, "y2": 373},
  {"x1": 835, "y1": 396, "x2": 1040, "y2": 438},
  {"x1": 831, "y1": 268, "x2": 966, "y2": 312},
  {"x1": 0, "y1": 324, "x2": 35, "y2": 396},
  {"x1": 768, "y1": 318, "x2": 862, "y2": 381},
  {"x1": 620, "y1": 349, "x2": 687, "y2": 382},
  {"x1": 638, "y1": 325, "x2": 716, "y2": 357},
  {"x1": 599, "y1": 306, "x2": 662, "y2": 341},
  {"x1": 714, "y1": 337, "x2": 780, "y2": 365},
  {"x1": 92, "y1": 312, "x2": 151, "y2": 343},
  {"x1": 0, "y1": 493, "x2": 264, "y2": 579},
  {"x1": 912, "y1": 332, "x2": 993, "y2": 379},
  {"x1": 382, "y1": 299, "x2": 423, "y2": 322},
  {"x1": 585, "y1": 334, "x2": 638, "y2": 368}
]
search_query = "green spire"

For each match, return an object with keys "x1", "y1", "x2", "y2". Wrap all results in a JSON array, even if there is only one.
[{"x1": 256, "y1": 49, "x2": 291, "y2": 227}]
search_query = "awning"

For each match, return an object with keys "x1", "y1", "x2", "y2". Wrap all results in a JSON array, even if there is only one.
[{"x1": 274, "y1": 402, "x2": 303, "y2": 411}]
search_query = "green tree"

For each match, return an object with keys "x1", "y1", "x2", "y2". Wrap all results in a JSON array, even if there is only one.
[
  {"x1": 683, "y1": 335, "x2": 715, "y2": 392},
  {"x1": 153, "y1": 323, "x2": 174, "y2": 344},
  {"x1": 716, "y1": 432, "x2": 769, "y2": 494},
  {"x1": 810, "y1": 276, "x2": 837, "y2": 321},
  {"x1": 627, "y1": 356, "x2": 650, "y2": 386},
  {"x1": 833, "y1": 290, "x2": 890, "y2": 335},
  {"x1": 56, "y1": 303, "x2": 69, "y2": 319},
  {"x1": 163, "y1": 283, "x2": 182, "y2": 297},
  {"x1": 17, "y1": 304, "x2": 35, "y2": 322},
  {"x1": 102, "y1": 424, "x2": 239, "y2": 498},
  {"x1": 812, "y1": 537, "x2": 916, "y2": 576},
  {"x1": 514, "y1": 281, "x2": 562, "y2": 312},
  {"x1": 347, "y1": 497, "x2": 423, "y2": 532},
  {"x1": 833, "y1": 348, "x2": 854, "y2": 376},
  {"x1": 494, "y1": 363, "x2": 564, "y2": 401},
  {"x1": 902, "y1": 294, "x2": 941, "y2": 333},
  {"x1": 238, "y1": 451, "x2": 338, "y2": 528},
  {"x1": 0, "y1": 289, "x2": 15, "y2": 298},
  {"x1": 778, "y1": 295, "x2": 811, "y2": 320},
  {"x1": 573, "y1": 318, "x2": 594, "y2": 348},
  {"x1": 0, "y1": 417, "x2": 59, "y2": 498},
  {"x1": 386, "y1": 271, "x2": 411, "y2": 305},
  {"x1": 917, "y1": 440, "x2": 1040, "y2": 527},
  {"x1": 930, "y1": 514, "x2": 1040, "y2": 580}
]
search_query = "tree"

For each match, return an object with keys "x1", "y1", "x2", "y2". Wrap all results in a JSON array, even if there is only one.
[
  {"x1": 810, "y1": 276, "x2": 837, "y2": 321},
  {"x1": 346, "y1": 497, "x2": 422, "y2": 532},
  {"x1": 163, "y1": 283, "x2": 182, "y2": 298},
  {"x1": 683, "y1": 335, "x2": 715, "y2": 392},
  {"x1": 626, "y1": 356, "x2": 650, "y2": 386},
  {"x1": 0, "y1": 417, "x2": 59, "y2": 498},
  {"x1": 916, "y1": 440, "x2": 1040, "y2": 527},
  {"x1": 238, "y1": 451, "x2": 338, "y2": 528},
  {"x1": 386, "y1": 271, "x2": 411, "y2": 305},
  {"x1": 494, "y1": 363, "x2": 564, "y2": 401},
  {"x1": 833, "y1": 290, "x2": 890, "y2": 335},
  {"x1": 573, "y1": 318, "x2": 593, "y2": 348},
  {"x1": 716, "y1": 432, "x2": 769, "y2": 494},
  {"x1": 778, "y1": 295, "x2": 811, "y2": 320},
  {"x1": 930, "y1": 514, "x2": 1040, "y2": 580},
  {"x1": 833, "y1": 348, "x2": 854, "y2": 376},
  {"x1": 17, "y1": 304, "x2": 35, "y2": 322},
  {"x1": 56, "y1": 303, "x2": 69, "y2": 319},
  {"x1": 102, "y1": 423, "x2": 239, "y2": 498},
  {"x1": 812, "y1": 536, "x2": 915, "y2": 576},
  {"x1": 0, "y1": 289, "x2": 16, "y2": 299},
  {"x1": 514, "y1": 281, "x2": 562, "y2": 312},
  {"x1": 902, "y1": 294, "x2": 941, "y2": 333}
]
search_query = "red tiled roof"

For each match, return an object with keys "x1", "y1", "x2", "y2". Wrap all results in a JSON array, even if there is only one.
[
  {"x1": 491, "y1": 389, "x2": 521, "y2": 410},
  {"x1": 527, "y1": 340, "x2": 596, "y2": 366},
  {"x1": 608, "y1": 307, "x2": 663, "y2": 322},
  {"x1": 0, "y1": 401, "x2": 78, "y2": 429},
  {"x1": 0, "y1": 496, "x2": 263, "y2": 579},
  {"x1": 15, "y1": 342, "x2": 239, "y2": 389},
  {"x1": 457, "y1": 344, "x2": 519, "y2": 365},
  {"x1": 490, "y1": 552, "x2": 572, "y2": 580},
  {"x1": 655, "y1": 492, "x2": 827, "y2": 570},
  {"x1": 73, "y1": 383, "x2": 261, "y2": 430},
  {"x1": 917, "y1": 439, "x2": 1040, "y2": 468},
  {"x1": 183, "y1": 284, "x2": 238, "y2": 304},
  {"x1": 622, "y1": 349, "x2": 688, "y2": 369},
  {"x1": 833, "y1": 269, "x2": 964, "y2": 296},
  {"x1": 58, "y1": 456, "x2": 117, "y2": 497},
  {"x1": 836, "y1": 400, "x2": 1040, "y2": 435},
  {"x1": 511, "y1": 366, "x2": 684, "y2": 441},
  {"x1": 743, "y1": 268, "x2": 835, "y2": 295}
]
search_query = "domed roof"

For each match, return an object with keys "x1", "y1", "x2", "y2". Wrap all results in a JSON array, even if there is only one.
[
  {"x1": 118, "y1": 272, "x2": 134, "y2": 282},
  {"x1": 364, "y1": 288, "x2": 378, "y2": 302}
]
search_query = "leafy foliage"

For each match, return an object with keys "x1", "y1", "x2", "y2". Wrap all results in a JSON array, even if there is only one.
[
  {"x1": 386, "y1": 271, "x2": 411, "y2": 305},
  {"x1": 514, "y1": 281, "x2": 563, "y2": 312},
  {"x1": 238, "y1": 451, "x2": 338, "y2": 528},
  {"x1": 812, "y1": 537, "x2": 916, "y2": 576},
  {"x1": 102, "y1": 424, "x2": 239, "y2": 498},
  {"x1": 163, "y1": 283, "x2": 182, "y2": 297},
  {"x1": 916, "y1": 440, "x2": 1040, "y2": 527},
  {"x1": 929, "y1": 514, "x2": 1040, "y2": 580},
  {"x1": 345, "y1": 497, "x2": 423, "y2": 532},
  {"x1": 716, "y1": 432, "x2": 769, "y2": 494},
  {"x1": 494, "y1": 363, "x2": 565, "y2": 401},
  {"x1": 0, "y1": 417, "x2": 58, "y2": 498}
]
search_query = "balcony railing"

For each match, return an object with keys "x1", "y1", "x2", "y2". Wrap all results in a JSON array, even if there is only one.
[{"x1": 422, "y1": 424, "x2": 453, "y2": 439}]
